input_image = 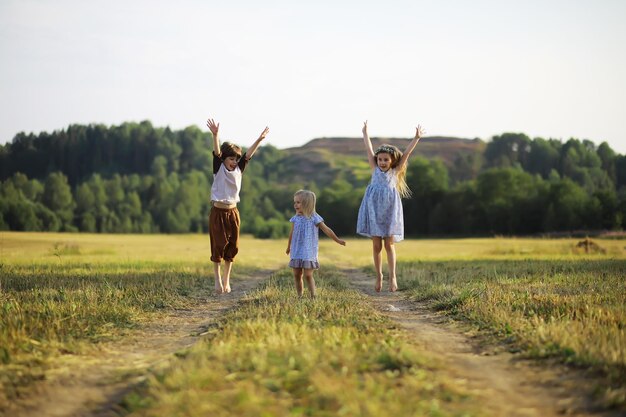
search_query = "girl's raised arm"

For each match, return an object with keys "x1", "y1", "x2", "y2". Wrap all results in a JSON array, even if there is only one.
[
  {"x1": 207, "y1": 118, "x2": 220, "y2": 157},
  {"x1": 362, "y1": 121, "x2": 376, "y2": 169},
  {"x1": 245, "y1": 126, "x2": 270, "y2": 159},
  {"x1": 397, "y1": 124, "x2": 425, "y2": 169}
]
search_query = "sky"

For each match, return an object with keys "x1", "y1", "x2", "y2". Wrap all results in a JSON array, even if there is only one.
[{"x1": 1, "y1": 0, "x2": 625, "y2": 153}]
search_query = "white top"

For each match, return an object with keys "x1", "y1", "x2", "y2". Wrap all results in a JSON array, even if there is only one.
[{"x1": 211, "y1": 163, "x2": 242, "y2": 204}]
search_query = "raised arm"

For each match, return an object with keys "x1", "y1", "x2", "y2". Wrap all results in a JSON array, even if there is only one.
[
  {"x1": 362, "y1": 121, "x2": 376, "y2": 169},
  {"x1": 245, "y1": 126, "x2": 270, "y2": 160},
  {"x1": 397, "y1": 124, "x2": 425, "y2": 169},
  {"x1": 318, "y1": 222, "x2": 346, "y2": 246},
  {"x1": 207, "y1": 118, "x2": 220, "y2": 157}
]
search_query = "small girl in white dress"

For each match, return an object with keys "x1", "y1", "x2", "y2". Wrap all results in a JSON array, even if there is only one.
[
  {"x1": 356, "y1": 121, "x2": 424, "y2": 292},
  {"x1": 286, "y1": 190, "x2": 346, "y2": 297}
]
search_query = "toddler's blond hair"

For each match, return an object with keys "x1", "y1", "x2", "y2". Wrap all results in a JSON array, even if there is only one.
[{"x1": 294, "y1": 189, "x2": 316, "y2": 218}]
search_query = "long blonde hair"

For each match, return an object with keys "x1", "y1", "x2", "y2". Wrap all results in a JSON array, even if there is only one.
[
  {"x1": 294, "y1": 189, "x2": 317, "y2": 218},
  {"x1": 375, "y1": 144, "x2": 411, "y2": 198}
]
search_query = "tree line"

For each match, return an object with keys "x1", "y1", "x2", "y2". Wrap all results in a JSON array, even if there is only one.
[{"x1": 1, "y1": 122, "x2": 625, "y2": 237}]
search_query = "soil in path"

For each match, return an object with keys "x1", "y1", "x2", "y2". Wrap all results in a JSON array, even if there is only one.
[
  {"x1": 4, "y1": 272, "x2": 269, "y2": 417},
  {"x1": 346, "y1": 269, "x2": 620, "y2": 417}
]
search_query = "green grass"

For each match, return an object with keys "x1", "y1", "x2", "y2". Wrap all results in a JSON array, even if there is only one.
[
  {"x1": 0, "y1": 260, "x2": 257, "y2": 405},
  {"x1": 2, "y1": 232, "x2": 626, "y2": 414},
  {"x1": 122, "y1": 268, "x2": 477, "y2": 417},
  {"x1": 398, "y1": 259, "x2": 626, "y2": 409}
]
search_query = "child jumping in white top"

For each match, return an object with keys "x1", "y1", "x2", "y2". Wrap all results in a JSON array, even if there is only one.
[{"x1": 206, "y1": 118, "x2": 269, "y2": 294}]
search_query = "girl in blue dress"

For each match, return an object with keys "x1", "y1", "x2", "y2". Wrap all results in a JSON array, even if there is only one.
[
  {"x1": 357, "y1": 121, "x2": 424, "y2": 292},
  {"x1": 286, "y1": 190, "x2": 346, "y2": 297}
]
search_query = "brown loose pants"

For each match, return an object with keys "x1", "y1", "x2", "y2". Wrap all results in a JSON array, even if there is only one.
[{"x1": 209, "y1": 206, "x2": 240, "y2": 263}]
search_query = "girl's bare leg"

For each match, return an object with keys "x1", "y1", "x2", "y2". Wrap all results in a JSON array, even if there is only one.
[
  {"x1": 372, "y1": 237, "x2": 384, "y2": 292},
  {"x1": 303, "y1": 269, "x2": 316, "y2": 298},
  {"x1": 213, "y1": 262, "x2": 224, "y2": 294},
  {"x1": 223, "y1": 261, "x2": 233, "y2": 293},
  {"x1": 293, "y1": 267, "x2": 304, "y2": 296},
  {"x1": 384, "y1": 237, "x2": 397, "y2": 292}
]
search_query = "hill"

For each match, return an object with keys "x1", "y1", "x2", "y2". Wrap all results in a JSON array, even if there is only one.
[
  {"x1": 298, "y1": 136, "x2": 484, "y2": 163},
  {"x1": 280, "y1": 136, "x2": 485, "y2": 186}
]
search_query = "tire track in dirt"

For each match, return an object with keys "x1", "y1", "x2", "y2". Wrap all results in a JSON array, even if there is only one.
[
  {"x1": 5, "y1": 272, "x2": 269, "y2": 417},
  {"x1": 345, "y1": 269, "x2": 620, "y2": 417}
]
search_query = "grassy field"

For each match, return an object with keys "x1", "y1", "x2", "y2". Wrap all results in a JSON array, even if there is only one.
[
  {"x1": 1, "y1": 232, "x2": 625, "y2": 413},
  {"x1": 396, "y1": 259, "x2": 626, "y2": 408},
  {"x1": 123, "y1": 269, "x2": 478, "y2": 417}
]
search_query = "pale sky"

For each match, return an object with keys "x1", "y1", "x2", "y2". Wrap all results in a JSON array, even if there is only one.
[{"x1": 1, "y1": 0, "x2": 625, "y2": 153}]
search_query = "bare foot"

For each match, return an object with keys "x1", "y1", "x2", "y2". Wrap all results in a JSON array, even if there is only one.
[
  {"x1": 223, "y1": 284, "x2": 231, "y2": 293},
  {"x1": 215, "y1": 280, "x2": 224, "y2": 294},
  {"x1": 389, "y1": 277, "x2": 398, "y2": 292},
  {"x1": 375, "y1": 274, "x2": 383, "y2": 292}
]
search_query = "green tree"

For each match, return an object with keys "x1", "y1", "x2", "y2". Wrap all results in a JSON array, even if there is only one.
[
  {"x1": 75, "y1": 182, "x2": 96, "y2": 232},
  {"x1": 8, "y1": 172, "x2": 43, "y2": 202},
  {"x1": 316, "y1": 179, "x2": 363, "y2": 237},
  {"x1": 543, "y1": 179, "x2": 589, "y2": 231},
  {"x1": 526, "y1": 138, "x2": 560, "y2": 178},
  {"x1": 42, "y1": 172, "x2": 75, "y2": 231},
  {"x1": 403, "y1": 157, "x2": 449, "y2": 235},
  {"x1": 473, "y1": 168, "x2": 543, "y2": 234},
  {"x1": 484, "y1": 133, "x2": 531, "y2": 169},
  {"x1": 429, "y1": 182, "x2": 477, "y2": 235}
]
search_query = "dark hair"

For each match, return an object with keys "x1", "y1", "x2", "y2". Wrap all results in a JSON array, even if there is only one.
[
  {"x1": 374, "y1": 144, "x2": 401, "y2": 167},
  {"x1": 220, "y1": 142, "x2": 242, "y2": 159}
]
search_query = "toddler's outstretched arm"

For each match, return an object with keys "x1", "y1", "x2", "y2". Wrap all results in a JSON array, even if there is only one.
[
  {"x1": 397, "y1": 124, "x2": 425, "y2": 169},
  {"x1": 362, "y1": 121, "x2": 376, "y2": 169},
  {"x1": 318, "y1": 222, "x2": 346, "y2": 246},
  {"x1": 286, "y1": 223, "x2": 294, "y2": 254},
  {"x1": 246, "y1": 126, "x2": 270, "y2": 160},
  {"x1": 207, "y1": 118, "x2": 220, "y2": 157}
]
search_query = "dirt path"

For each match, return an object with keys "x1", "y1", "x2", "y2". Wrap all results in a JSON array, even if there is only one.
[
  {"x1": 345, "y1": 269, "x2": 619, "y2": 417},
  {"x1": 6, "y1": 273, "x2": 269, "y2": 417}
]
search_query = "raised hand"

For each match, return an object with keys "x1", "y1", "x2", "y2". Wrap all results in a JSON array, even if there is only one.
[
  {"x1": 362, "y1": 120, "x2": 368, "y2": 136},
  {"x1": 258, "y1": 126, "x2": 270, "y2": 141},
  {"x1": 415, "y1": 124, "x2": 425, "y2": 140},
  {"x1": 207, "y1": 118, "x2": 219, "y2": 136}
]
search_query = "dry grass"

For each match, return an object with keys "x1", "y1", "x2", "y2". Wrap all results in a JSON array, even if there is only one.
[{"x1": 398, "y1": 260, "x2": 626, "y2": 409}]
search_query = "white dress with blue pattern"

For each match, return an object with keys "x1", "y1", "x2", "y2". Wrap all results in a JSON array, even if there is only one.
[
  {"x1": 357, "y1": 167, "x2": 404, "y2": 242},
  {"x1": 289, "y1": 212, "x2": 323, "y2": 269}
]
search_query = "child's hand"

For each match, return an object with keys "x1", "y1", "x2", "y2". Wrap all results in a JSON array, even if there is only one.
[
  {"x1": 362, "y1": 120, "x2": 368, "y2": 136},
  {"x1": 337, "y1": 239, "x2": 346, "y2": 246},
  {"x1": 286, "y1": 247, "x2": 290, "y2": 255},
  {"x1": 415, "y1": 124, "x2": 425, "y2": 140},
  {"x1": 207, "y1": 118, "x2": 219, "y2": 135},
  {"x1": 258, "y1": 126, "x2": 270, "y2": 141}
]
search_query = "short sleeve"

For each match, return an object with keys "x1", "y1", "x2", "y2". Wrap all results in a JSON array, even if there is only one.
[
  {"x1": 312, "y1": 213, "x2": 323, "y2": 225},
  {"x1": 238, "y1": 152, "x2": 249, "y2": 173},
  {"x1": 213, "y1": 152, "x2": 222, "y2": 174},
  {"x1": 290, "y1": 215, "x2": 298, "y2": 223}
]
